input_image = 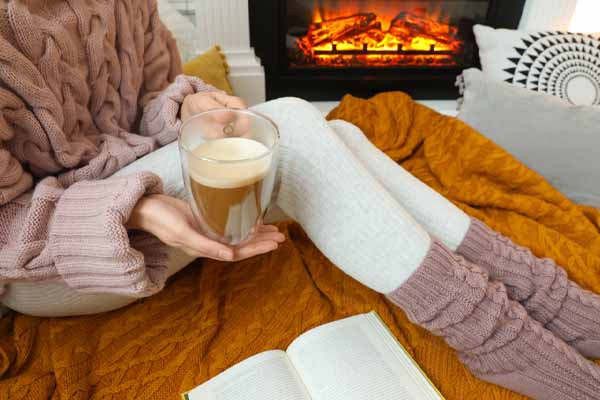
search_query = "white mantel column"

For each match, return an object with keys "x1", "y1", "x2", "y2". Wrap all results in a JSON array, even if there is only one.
[
  {"x1": 194, "y1": 0, "x2": 265, "y2": 106},
  {"x1": 519, "y1": 0, "x2": 578, "y2": 30}
]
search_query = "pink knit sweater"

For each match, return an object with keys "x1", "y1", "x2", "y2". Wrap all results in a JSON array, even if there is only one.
[{"x1": 0, "y1": 0, "x2": 215, "y2": 297}]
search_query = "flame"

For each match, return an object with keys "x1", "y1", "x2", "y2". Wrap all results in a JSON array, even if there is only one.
[
  {"x1": 292, "y1": 3, "x2": 464, "y2": 68},
  {"x1": 312, "y1": 7, "x2": 322, "y2": 23}
]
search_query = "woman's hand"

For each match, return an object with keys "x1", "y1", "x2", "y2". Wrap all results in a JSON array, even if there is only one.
[
  {"x1": 126, "y1": 194, "x2": 285, "y2": 261},
  {"x1": 181, "y1": 92, "x2": 247, "y2": 122}
]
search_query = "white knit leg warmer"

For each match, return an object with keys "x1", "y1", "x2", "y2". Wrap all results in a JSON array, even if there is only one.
[
  {"x1": 253, "y1": 98, "x2": 431, "y2": 293},
  {"x1": 328, "y1": 119, "x2": 471, "y2": 251}
]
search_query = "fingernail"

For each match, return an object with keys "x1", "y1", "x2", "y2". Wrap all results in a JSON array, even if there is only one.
[{"x1": 219, "y1": 250, "x2": 234, "y2": 261}]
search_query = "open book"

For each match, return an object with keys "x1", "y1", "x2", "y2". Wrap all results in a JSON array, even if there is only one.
[{"x1": 183, "y1": 312, "x2": 444, "y2": 400}]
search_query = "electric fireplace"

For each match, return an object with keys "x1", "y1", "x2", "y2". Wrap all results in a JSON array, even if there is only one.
[{"x1": 250, "y1": 0, "x2": 526, "y2": 100}]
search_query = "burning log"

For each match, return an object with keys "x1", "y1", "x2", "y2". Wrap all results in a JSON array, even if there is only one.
[
  {"x1": 292, "y1": 8, "x2": 465, "y2": 68},
  {"x1": 389, "y1": 11, "x2": 458, "y2": 45},
  {"x1": 305, "y1": 13, "x2": 381, "y2": 46}
]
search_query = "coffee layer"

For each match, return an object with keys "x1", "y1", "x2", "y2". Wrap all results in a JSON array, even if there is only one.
[{"x1": 189, "y1": 138, "x2": 271, "y2": 189}]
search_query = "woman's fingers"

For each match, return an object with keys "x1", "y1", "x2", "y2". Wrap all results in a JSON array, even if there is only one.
[
  {"x1": 139, "y1": 194, "x2": 282, "y2": 262},
  {"x1": 242, "y1": 226, "x2": 285, "y2": 244},
  {"x1": 251, "y1": 224, "x2": 283, "y2": 235},
  {"x1": 180, "y1": 227, "x2": 235, "y2": 261},
  {"x1": 182, "y1": 92, "x2": 246, "y2": 116},
  {"x1": 206, "y1": 93, "x2": 248, "y2": 128},
  {"x1": 257, "y1": 224, "x2": 280, "y2": 233},
  {"x1": 211, "y1": 92, "x2": 247, "y2": 109},
  {"x1": 180, "y1": 230, "x2": 283, "y2": 261},
  {"x1": 181, "y1": 92, "x2": 250, "y2": 138},
  {"x1": 179, "y1": 224, "x2": 284, "y2": 261},
  {"x1": 231, "y1": 227, "x2": 284, "y2": 261},
  {"x1": 248, "y1": 231, "x2": 286, "y2": 244},
  {"x1": 177, "y1": 210, "x2": 282, "y2": 261},
  {"x1": 181, "y1": 94, "x2": 222, "y2": 122},
  {"x1": 233, "y1": 240, "x2": 279, "y2": 261}
]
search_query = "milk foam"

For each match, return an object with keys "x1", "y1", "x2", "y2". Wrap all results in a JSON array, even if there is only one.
[{"x1": 188, "y1": 137, "x2": 271, "y2": 189}]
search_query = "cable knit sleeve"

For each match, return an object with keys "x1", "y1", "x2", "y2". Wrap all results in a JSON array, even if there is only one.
[
  {"x1": 0, "y1": 31, "x2": 170, "y2": 297},
  {"x1": 49, "y1": 172, "x2": 168, "y2": 295},
  {"x1": 0, "y1": 0, "x2": 193, "y2": 298},
  {"x1": 0, "y1": 170, "x2": 169, "y2": 297},
  {"x1": 138, "y1": 0, "x2": 183, "y2": 107},
  {"x1": 388, "y1": 240, "x2": 600, "y2": 400},
  {"x1": 139, "y1": 75, "x2": 220, "y2": 146}
]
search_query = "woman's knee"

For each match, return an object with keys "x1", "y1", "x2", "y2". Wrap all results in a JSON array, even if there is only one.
[
  {"x1": 327, "y1": 119, "x2": 365, "y2": 141},
  {"x1": 252, "y1": 97, "x2": 322, "y2": 119},
  {"x1": 251, "y1": 97, "x2": 330, "y2": 145},
  {"x1": 252, "y1": 97, "x2": 326, "y2": 131}
]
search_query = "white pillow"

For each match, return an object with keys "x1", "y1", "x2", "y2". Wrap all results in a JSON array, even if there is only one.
[
  {"x1": 474, "y1": 24, "x2": 600, "y2": 106},
  {"x1": 457, "y1": 68, "x2": 600, "y2": 208}
]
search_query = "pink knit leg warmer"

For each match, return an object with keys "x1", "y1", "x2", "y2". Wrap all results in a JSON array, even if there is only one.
[
  {"x1": 389, "y1": 240, "x2": 600, "y2": 400},
  {"x1": 457, "y1": 218, "x2": 600, "y2": 359}
]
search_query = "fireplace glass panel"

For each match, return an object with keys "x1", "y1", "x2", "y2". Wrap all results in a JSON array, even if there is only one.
[{"x1": 286, "y1": 0, "x2": 490, "y2": 69}]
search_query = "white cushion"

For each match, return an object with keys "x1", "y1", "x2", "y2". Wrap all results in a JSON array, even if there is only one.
[
  {"x1": 474, "y1": 24, "x2": 600, "y2": 106},
  {"x1": 458, "y1": 68, "x2": 600, "y2": 208}
]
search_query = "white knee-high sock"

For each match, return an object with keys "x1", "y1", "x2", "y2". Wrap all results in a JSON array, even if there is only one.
[
  {"x1": 328, "y1": 120, "x2": 470, "y2": 251},
  {"x1": 251, "y1": 98, "x2": 431, "y2": 294}
]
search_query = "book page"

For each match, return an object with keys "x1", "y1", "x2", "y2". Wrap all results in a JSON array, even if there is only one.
[
  {"x1": 184, "y1": 350, "x2": 311, "y2": 400},
  {"x1": 286, "y1": 313, "x2": 443, "y2": 400}
]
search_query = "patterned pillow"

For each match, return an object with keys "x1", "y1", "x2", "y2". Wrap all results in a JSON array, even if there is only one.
[{"x1": 474, "y1": 24, "x2": 600, "y2": 106}]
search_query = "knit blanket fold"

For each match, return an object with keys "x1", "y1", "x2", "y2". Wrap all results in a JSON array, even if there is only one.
[{"x1": 1, "y1": 92, "x2": 599, "y2": 399}]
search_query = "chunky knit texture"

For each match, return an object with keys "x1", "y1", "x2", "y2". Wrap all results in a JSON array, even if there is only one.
[
  {"x1": 0, "y1": 0, "x2": 216, "y2": 296},
  {"x1": 457, "y1": 218, "x2": 600, "y2": 359},
  {"x1": 389, "y1": 240, "x2": 600, "y2": 400}
]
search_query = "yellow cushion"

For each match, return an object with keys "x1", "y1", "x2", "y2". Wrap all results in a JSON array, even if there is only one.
[{"x1": 183, "y1": 46, "x2": 234, "y2": 95}]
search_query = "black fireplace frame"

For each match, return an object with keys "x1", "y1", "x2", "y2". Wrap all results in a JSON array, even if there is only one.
[{"x1": 249, "y1": 0, "x2": 526, "y2": 100}]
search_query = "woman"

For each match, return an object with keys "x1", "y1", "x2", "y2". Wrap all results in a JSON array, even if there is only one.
[{"x1": 1, "y1": 1, "x2": 599, "y2": 399}]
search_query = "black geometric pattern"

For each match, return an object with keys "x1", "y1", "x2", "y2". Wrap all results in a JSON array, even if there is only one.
[{"x1": 504, "y1": 32, "x2": 600, "y2": 106}]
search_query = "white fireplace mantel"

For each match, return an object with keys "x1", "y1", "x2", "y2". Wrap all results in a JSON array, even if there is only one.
[
  {"x1": 192, "y1": 0, "x2": 265, "y2": 106},
  {"x1": 520, "y1": 0, "x2": 578, "y2": 31}
]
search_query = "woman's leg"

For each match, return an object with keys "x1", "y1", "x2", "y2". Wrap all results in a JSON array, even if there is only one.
[
  {"x1": 329, "y1": 119, "x2": 600, "y2": 359},
  {"x1": 254, "y1": 98, "x2": 600, "y2": 399},
  {"x1": 327, "y1": 119, "x2": 470, "y2": 250},
  {"x1": 252, "y1": 99, "x2": 432, "y2": 293}
]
